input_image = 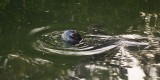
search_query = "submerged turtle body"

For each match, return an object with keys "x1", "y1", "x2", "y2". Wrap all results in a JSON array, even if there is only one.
[{"x1": 61, "y1": 30, "x2": 82, "y2": 45}]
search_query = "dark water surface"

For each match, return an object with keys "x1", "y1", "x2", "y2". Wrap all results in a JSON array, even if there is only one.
[{"x1": 0, "y1": 0, "x2": 160, "y2": 80}]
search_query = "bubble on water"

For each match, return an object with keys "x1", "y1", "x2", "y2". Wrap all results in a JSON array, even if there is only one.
[
  {"x1": 53, "y1": 21, "x2": 57, "y2": 22},
  {"x1": 45, "y1": 10, "x2": 50, "y2": 12},
  {"x1": 86, "y1": 18, "x2": 90, "y2": 21},
  {"x1": 77, "y1": 3, "x2": 81, "y2": 5}
]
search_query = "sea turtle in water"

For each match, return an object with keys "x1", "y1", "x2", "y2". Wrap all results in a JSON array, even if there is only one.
[
  {"x1": 32, "y1": 25, "x2": 149, "y2": 56},
  {"x1": 61, "y1": 24, "x2": 109, "y2": 45},
  {"x1": 61, "y1": 29, "x2": 149, "y2": 48},
  {"x1": 61, "y1": 30, "x2": 82, "y2": 45}
]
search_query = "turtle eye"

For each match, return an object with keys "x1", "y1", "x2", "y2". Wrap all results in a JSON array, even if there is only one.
[
  {"x1": 69, "y1": 32, "x2": 74, "y2": 37},
  {"x1": 70, "y1": 32, "x2": 78, "y2": 39}
]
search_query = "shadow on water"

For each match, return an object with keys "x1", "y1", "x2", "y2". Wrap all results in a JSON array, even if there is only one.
[{"x1": 0, "y1": 0, "x2": 160, "y2": 80}]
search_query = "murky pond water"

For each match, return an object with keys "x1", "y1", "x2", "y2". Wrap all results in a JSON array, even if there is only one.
[{"x1": 0, "y1": 0, "x2": 160, "y2": 80}]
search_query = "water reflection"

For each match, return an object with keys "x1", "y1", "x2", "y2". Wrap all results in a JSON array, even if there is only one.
[
  {"x1": 26, "y1": 11, "x2": 160, "y2": 79},
  {"x1": 1, "y1": 54, "x2": 55, "y2": 79},
  {"x1": 1, "y1": 0, "x2": 160, "y2": 79},
  {"x1": 1, "y1": 12, "x2": 160, "y2": 80},
  {"x1": 30, "y1": 12, "x2": 159, "y2": 80}
]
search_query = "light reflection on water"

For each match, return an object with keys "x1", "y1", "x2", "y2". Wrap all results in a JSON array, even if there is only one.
[
  {"x1": 1, "y1": 1, "x2": 160, "y2": 79},
  {"x1": 16, "y1": 12, "x2": 158, "y2": 79},
  {"x1": 1, "y1": 54, "x2": 55, "y2": 80}
]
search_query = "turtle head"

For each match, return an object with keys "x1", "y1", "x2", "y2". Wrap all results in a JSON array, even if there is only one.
[{"x1": 62, "y1": 30, "x2": 82, "y2": 45}]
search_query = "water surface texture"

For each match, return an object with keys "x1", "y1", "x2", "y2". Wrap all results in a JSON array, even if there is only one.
[{"x1": 0, "y1": 0, "x2": 160, "y2": 80}]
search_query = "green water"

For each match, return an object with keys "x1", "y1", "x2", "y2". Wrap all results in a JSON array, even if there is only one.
[{"x1": 0, "y1": 0, "x2": 160, "y2": 80}]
